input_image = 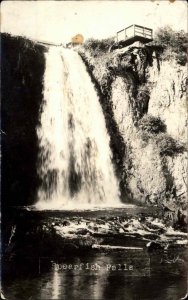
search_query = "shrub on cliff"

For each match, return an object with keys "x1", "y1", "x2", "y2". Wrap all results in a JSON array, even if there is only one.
[
  {"x1": 138, "y1": 115, "x2": 166, "y2": 134},
  {"x1": 155, "y1": 133, "x2": 186, "y2": 156},
  {"x1": 154, "y1": 26, "x2": 188, "y2": 65},
  {"x1": 83, "y1": 37, "x2": 115, "y2": 54}
]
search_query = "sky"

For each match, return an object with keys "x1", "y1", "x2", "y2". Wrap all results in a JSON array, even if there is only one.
[{"x1": 1, "y1": 0, "x2": 187, "y2": 44}]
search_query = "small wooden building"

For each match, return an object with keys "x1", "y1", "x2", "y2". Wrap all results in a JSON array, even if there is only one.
[
  {"x1": 71, "y1": 34, "x2": 84, "y2": 45},
  {"x1": 66, "y1": 34, "x2": 84, "y2": 48},
  {"x1": 117, "y1": 24, "x2": 153, "y2": 46},
  {"x1": 72, "y1": 34, "x2": 84, "y2": 44}
]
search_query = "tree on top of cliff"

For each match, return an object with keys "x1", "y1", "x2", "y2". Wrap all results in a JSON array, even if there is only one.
[{"x1": 154, "y1": 26, "x2": 188, "y2": 65}]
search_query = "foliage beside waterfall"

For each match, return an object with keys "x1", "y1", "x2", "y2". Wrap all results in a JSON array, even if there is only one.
[
  {"x1": 137, "y1": 115, "x2": 166, "y2": 134},
  {"x1": 137, "y1": 115, "x2": 186, "y2": 156},
  {"x1": 82, "y1": 37, "x2": 115, "y2": 54}
]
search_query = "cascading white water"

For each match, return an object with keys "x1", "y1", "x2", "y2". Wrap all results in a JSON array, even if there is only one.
[{"x1": 36, "y1": 46, "x2": 120, "y2": 209}]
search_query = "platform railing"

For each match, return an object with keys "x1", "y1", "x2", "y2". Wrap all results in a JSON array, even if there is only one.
[{"x1": 117, "y1": 25, "x2": 153, "y2": 42}]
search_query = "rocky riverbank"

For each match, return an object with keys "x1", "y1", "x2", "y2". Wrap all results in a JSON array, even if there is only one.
[{"x1": 3, "y1": 208, "x2": 187, "y2": 260}]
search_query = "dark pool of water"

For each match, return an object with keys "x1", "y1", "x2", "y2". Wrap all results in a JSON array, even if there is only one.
[
  {"x1": 2, "y1": 249, "x2": 187, "y2": 300},
  {"x1": 2, "y1": 208, "x2": 188, "y2": 300}
]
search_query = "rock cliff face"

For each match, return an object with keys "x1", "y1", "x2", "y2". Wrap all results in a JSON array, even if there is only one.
[
  {"x1": 79, "y1": 45, "x2": 187, "y2": 227},
  {"x1": 148, "y1": 61, "x2": 187, "y2": 142}
]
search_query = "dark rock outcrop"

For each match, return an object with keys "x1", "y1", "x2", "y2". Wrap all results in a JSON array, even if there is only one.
[{"x1": 1, "y1": 34, "x2": 46, "y2": 207}]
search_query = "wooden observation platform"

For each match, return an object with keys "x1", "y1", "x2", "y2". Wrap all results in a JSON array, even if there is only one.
[{"x1": 116, "y1": 24, "x2": 153, "y2": 47}]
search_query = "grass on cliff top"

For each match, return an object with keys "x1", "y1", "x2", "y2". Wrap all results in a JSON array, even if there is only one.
[
  {"x1": 79, "y1": 37, "x2": 115, "y2": 85},
  {"x1": 82, "y1": 37, "x2": 115, "y2": 54}
]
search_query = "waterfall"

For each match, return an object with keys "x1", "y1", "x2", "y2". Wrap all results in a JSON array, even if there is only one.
[{"x1": 36, "y1": 46, "x2": 120, "y2": 209}]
